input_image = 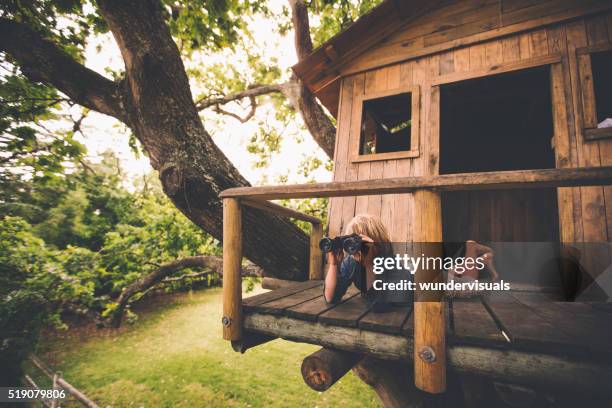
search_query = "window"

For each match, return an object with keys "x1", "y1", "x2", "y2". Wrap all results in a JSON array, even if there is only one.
[
  {"x1": 439, "y1": 66, "x2": 555, "y2": 174},
  {"x1": 360, "y1": 93, "x2": 412, "y2": 155},
  {"x1": 352, "y1": 86, "x2": 420, "y2": 162},
  {"x1": 577, "y1": 44, "x2": 612, "y2": 141}
]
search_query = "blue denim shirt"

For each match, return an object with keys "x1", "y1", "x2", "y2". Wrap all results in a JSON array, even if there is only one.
[
  {"x1": 327, "y1": 256, "x2": 365, "y2": 304},
  {"x1": 326, "y1": 256, "x2": 413, "y2": 311}
]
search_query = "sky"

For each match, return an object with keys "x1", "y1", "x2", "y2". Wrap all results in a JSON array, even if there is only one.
[{"x1": 75, "y1": 1, "x2": 332, "y2": 188}]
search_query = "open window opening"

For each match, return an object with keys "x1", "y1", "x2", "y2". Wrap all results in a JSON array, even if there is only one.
[
  {"x1": 590, "y1": 49, "x2": 612, "y2": 129},
  {"x1": 353, "y1": 86, "x2": 419, "y2": 162},
  {"x1": 360, "y1": 93, "x2": 412, "y2": 155},
  {"x1": 439, "y1": 66, "x2": 556, "y2": 174},
  {"x1": 439, "y1": 66, "x2": 561, "y2": 288},
  {"x1": 591, "y1": 50, "x2": 612, "y2": 128}
]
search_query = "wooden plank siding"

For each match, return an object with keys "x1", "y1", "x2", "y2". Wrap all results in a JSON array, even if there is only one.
[{"x1": 300, "y1": 0, "x2": 612, "y2": 105}]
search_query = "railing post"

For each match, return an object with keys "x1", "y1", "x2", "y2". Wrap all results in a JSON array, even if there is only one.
[
  {"x1": 309, "y1": 222, "x2": 324, "y2": 280},
  {"x1": 222, "y1": 198, "x2": 243, "y2": 341},
  {"x1": 413, "y1": 189, "x2": 446, "y2": 394}
]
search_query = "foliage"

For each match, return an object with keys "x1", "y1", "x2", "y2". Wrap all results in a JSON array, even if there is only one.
[
  {"x1": 0, "y1": 153, "x2": 222, "y2": 384},
  {"x1": 307, "y1": 0, "x2": 383, "y2": 48},
  {"x1": 0, "y1": 217, "x2": 53, "y2": 385},
  {"x1": 0, "y1": 69, "x2": 87, "y2": 181},
  {"x1": 165, "y1": 0, "x2": 270, "y2": 53}
]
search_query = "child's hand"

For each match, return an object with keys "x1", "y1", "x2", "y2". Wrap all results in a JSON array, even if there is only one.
[
  {"x1": 353, "y1": 234, "x2": 374, "y2": 264},
  {"x1": 358, "y1": 234, "x2": 374, "y2": 243},
  {"x1": 326, "y1": 249, "x2": 344, "y2": 266}
]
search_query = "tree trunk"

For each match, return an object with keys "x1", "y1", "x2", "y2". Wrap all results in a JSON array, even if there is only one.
[
  {"x1": 97, "y1": 0, "x2": 310, "y2": 281},
  {"x1": 353, "y1": 357, "x2": 427, "y2": 408}
]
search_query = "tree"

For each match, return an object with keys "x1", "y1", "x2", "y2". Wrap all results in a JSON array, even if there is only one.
[
  {"x1": 1, "y1": 0, "x2": 384, "y2": 278},
  {"x1": 1, "y1": 0, "x2": 305, "y2": 280}
]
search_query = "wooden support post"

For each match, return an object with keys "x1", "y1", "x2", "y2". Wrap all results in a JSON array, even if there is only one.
[
  {"x1": 301, "y1": 347, "x2": 363, "y2": 391},
  {"x1": 413, "y1": 189, "x2": 446, "y2": 394},
  {"x1": 309, "y1": 222, "x2": 324, "y2": 280},
  {"x1": 222, "y1": 198, "x2": 243, "y2": 341}
]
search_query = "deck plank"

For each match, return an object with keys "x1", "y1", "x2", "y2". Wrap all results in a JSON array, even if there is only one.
[
  {"x1": 285, "y1": 286, "x2": 359, "y2": 321},
  {"x1": 484, "y1": 292, "x2": 584, "y2": 354},
  {"x1": 359, "y1": 305, "x2": 411, "y2": 334},
  {"x1": 253, "y1": 284, "x2": 324, "y2": 315},
  {"x1": 513, "y1": 292, "x2": 612, "y2": 355},
  {"x1": 451, "y1": 298, "x2": 507, "y2": 347},
  {"x1": 243, "y1": 280, "x2": 321, "y2": 310},
  {"x1": 319, "y1": 294, "x2": 371, "y2": 327}
]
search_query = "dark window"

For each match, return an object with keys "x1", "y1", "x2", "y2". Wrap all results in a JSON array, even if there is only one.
[
  {"x1": 359, "y1": 93, "x2": 411, "y2": 155},
  {"x1": 439, "y1": 66, "x2": 555, "y2": 174},
  {"x1": 591, "y1": 50, "x2": 612, "y2": 126}
]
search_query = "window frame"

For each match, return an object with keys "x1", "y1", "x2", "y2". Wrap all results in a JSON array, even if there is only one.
[
  {"x1": 350, "y1": 84, "x2": 420, "y2": 163},
  {"x1": 576, "y1": 42, "x2": 612, "y2": 141}
]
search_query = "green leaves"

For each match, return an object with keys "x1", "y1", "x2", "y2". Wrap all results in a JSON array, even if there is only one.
[
  {"x1": 0, "y1": 72, "x2": 85, "y2": 179},
  {"x1": 162, "y1": 0, "x2": 269, "y2": 52},
  {"x1": 307, "y1": 0, "x2": 383, "y2": 48}
]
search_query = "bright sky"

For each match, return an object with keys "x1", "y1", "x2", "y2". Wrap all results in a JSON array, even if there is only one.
[{"x1": 76, "y1": 1, "x2": 332, "y2": 187}]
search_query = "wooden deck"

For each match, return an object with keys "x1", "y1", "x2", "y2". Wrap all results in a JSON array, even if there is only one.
[{"x1": 239, "y1": 280, "x2": 612, "y2": 393}]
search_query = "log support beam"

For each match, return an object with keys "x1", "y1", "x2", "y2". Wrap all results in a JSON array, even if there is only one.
[{"x1": 301, "y1": 347, "x2": 363, "y2": 391}]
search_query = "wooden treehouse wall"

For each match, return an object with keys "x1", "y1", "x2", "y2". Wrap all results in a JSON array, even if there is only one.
[{"x1": 327, "y1": 2, "x2": 612, "y2": 253}]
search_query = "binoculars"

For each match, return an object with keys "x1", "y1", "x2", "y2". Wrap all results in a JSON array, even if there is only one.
[{"x1": 319, "y1": 234, "x2": 368, "y2": 255}]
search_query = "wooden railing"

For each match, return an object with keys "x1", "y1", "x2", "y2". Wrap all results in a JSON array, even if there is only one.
[
  {"x1": 221, "y1": 198, "x2": 323, "y2": 343},
  {"x1": 220, "y1": 166, "x2": 612, "y2": 394}
]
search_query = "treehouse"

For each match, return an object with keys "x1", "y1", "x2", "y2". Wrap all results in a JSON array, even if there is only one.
[{"x1": 220, "y1": 0, "x2": 612, "y2": 403}]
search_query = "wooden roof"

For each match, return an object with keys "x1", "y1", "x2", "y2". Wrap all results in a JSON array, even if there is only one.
[{"x1": 292, "y1": 0, "x2": 445, "y2": 117}]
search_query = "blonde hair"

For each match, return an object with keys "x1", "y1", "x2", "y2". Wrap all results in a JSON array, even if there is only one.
[{"x1": 344, "y1": 214, "x2": 393, "y2": 256}]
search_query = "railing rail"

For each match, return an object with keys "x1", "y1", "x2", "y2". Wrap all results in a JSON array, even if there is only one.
[{"x1": 220, "y1": 166, "x2": 612, "y2": 200}]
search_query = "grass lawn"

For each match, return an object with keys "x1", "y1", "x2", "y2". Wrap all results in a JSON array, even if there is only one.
[{"x1": 33, "y1": 285, "x2": 381, "y2": 407}]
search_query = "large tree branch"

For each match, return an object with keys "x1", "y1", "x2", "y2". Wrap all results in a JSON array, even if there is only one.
[
  {"x1": 0, "y1": 18, "x2": 125, "y2": 121},
  {"x1": 110, "y1": 255, "x2": 262, "y2": 327},
  {"x1": 3, "y1": 1, "x2": 312, "y2": 283},
  {"x1": 289, "y1": 0, "x2": 314, "y2": 59},
  {"x1": 288, "y1": 0, "x2": 336, "y2": 158},
  {"x1": 96, "y1": 0, "x2": 309, "y2": 281}
]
